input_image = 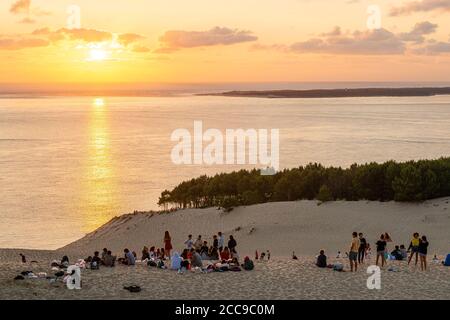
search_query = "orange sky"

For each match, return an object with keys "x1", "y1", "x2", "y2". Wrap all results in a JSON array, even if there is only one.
[{"x1": 1, "y1": 0, "x2": 450, "y2": 86}]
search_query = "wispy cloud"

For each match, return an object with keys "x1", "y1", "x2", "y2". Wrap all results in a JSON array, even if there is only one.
[
  {"x1": 390, "y1": 0, "x2": 450, "y2": 16},
  {"x1": 290, "y1": 28, "x2": 405, "y2": 55},
  {"x1": 9, "y1": 0, "x2": 30, "y2": 14},
  {"x1": 0, "y1": 37, "x2": 49, "y2": 50},
  {"x1": 398, "y1": 21, "x2": 438, "y2": 43},
  {"x1": 118, "y1": 33, "x2": 146, "y2": 46},
  {"x1": 252, "y1": 22, "x2": 448, "y2": 56},
  {"x1": 156, "y1": 26, "x2": 257, "y2": 53},
  {"x1": 9, "y1": 0, "x2": 51, "y2": 24},
  {"x1": 413, "y1": 40, "x2": 450, "y2": 54},
  {"x1": 19, "y1": 17, "x2": 36, "y2": 24}
]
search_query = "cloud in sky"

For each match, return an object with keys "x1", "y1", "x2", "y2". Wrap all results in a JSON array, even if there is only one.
[
  {"x1": 0, "y1": 37, "x2": 49, "y2": 50},
  {"x1": 30, "y1": 28, "x2": 147, "y2": 46},
  {"x1": 398, "y1": 21, "x2": 438, "y2": 43},
  {"x1": 9, "y1": 0, "x2": 51, "y2": 24},
  {"x1": 290, "y1": 28, "x2": 406, "y2": 55},
  {"x1": 253, "y1": 22, "x2": 446, "y2": 56},
  {"x1": 9, "y1": 0, "x2": 30, "y2": 14},
  {"x1": 413, "y1": 40, "x2": 450, "y2": 54},
  {"x1": 132, "y1": 45, "x2": 151, "y2": 53},
  {"x1": 118, "y1": 33, "x2": 146, "y2": 46},
  {"x1": 156, "y1": 26, "x2": 258, "y2": 53},
  {"x1": 0, "y1": 27, "x2": 148, "y2": 52},
  {"x1": 390, "y1": 0, "x2": 450, "y2": 16},
  {"x1": 19, "y1": 17, "x2": 36, "y2": 24},
  {"x1": 33, "y1": 28, "x2": 112, "y2": 43}
]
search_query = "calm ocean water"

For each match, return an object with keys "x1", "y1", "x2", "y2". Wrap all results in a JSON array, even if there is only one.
[{"x1": 1, "y1": 95, "x2": 450, "y2": 249}]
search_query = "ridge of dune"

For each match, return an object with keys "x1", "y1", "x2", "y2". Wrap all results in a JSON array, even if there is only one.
[{"x1": 60, "y1": 198, "x2": 450, "y2": 258}]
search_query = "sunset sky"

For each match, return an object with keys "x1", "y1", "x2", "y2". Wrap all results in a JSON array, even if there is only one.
[{"x1": 1, "y1": 0, "x2": 450, "y2": 87}]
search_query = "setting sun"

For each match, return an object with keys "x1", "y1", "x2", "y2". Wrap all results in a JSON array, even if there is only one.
[
  {"x1": 93, "y1": 98, "x2": 105, "y2": 107},
  {"x1": 88, "y1": 49, "x2": 107, "y2": 61}
]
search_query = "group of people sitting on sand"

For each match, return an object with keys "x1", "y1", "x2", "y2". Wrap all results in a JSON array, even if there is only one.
[
  {"x1": 315, "y1": 231, "x2": 432, "y2": 272},
  {"x1": 80, "y1": 231, "x2": 254, "y2": 273}
]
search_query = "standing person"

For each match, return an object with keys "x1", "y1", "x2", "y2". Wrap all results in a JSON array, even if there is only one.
[
  {"x1": 164, "y1": 231, "x2": 173, "y2": 258},
  {"x1": 375, "y1": 234, "x2": 387, "y2": 267},
  {"x1": 365, "y1": 243, "x2": 372, "y2": 260},
  {"x1": 213, "y1": 235, "x2": 219, "y2": 249},
  {"x1": 358, "y1": 233, "x2": 367, "y2": 264},
  {"x1": 228, "y1": 235, "x2": 237, "y2": 252},
  {"x1": 407, "y1": 232, "x2": 420, "y2": 266},
  {"x1": 218, "y1": 232, "x2": 225, "y2": 252},
  {"x1": 349, "y1": 232, "x2": 360, "y2": 272},
  {"x1": 184, "y1": 234, "x2": 194, "y2": 250},
  {"x1": 194, "y1": 235, "x2": 203, "y2": 251},
  {"x1": 419, "y1": 235, "x2": 429, "y2": 271}
]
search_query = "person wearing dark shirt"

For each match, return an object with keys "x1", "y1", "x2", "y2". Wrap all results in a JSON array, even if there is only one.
[
  {"x1": 213, "y1": 235, "x2": 219, "y2": 249},
  {"x1": 200, "y1": 241, "x2": 209, "y2": 256},
  {"x1": 91, "y1": 251, "x2": 101, "y2": 269},
  {"x1": 228, "y1": 235, "x2": 237, "y2": 252},
  {"x1": 316, "y1": 250, "x2": 327, "y2": 268},
  {"x1": 376, "y1": 234, "x2": 387, "y2": 267},
  {"x1": 358, "y1": 233, "x2": 367, "y2": 264},
  {"x1": 419, "y1": 236, "x2": 429, "y2": 271}
]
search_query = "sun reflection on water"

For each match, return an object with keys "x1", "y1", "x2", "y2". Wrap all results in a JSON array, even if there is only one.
[{"x1": 80, "y1": 98, "x2": 120, "y2": 232}]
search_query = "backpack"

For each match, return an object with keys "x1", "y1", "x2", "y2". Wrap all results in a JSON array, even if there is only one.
[
  {"x1": 244, "y1": 260, "x2": 254, "y2": 270},
  {"x1": 444, "y1": 254, "x2": 450, "y2": 266}
]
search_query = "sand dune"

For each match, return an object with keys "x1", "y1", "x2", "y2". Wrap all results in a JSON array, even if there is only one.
[
  {"x1": 1, "y1": 199, "x2": 449, "y2": 300},
  {"x1": 61, "y1": 198, "x2": 450, "y2": 258},
  {"x1": 0, "y1": 251, "x2": 448, "y2": 300}
]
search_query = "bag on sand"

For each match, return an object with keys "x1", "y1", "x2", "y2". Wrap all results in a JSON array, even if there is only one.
[
  {"x1": 444, "y1": 254, "x2": 450, "y2": 266},
  {"x1": 124, "y1": 285, "x2": 141, "y2": 293},
  {"x1": 333, "y1": 263, "x2": 344, "y2": 271}
]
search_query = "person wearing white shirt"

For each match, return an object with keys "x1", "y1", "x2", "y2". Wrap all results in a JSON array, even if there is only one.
[
  {"x1": 184, "y1": 234, "x2": 194, "y2": 250},
  {"x1": 218, "y1": 231, "x2": 225, "y2": 252}
]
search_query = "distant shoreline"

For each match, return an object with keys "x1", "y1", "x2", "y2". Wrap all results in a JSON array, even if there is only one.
[
  {"x1": 2, "y1": 86, "x2": 450, "y2": 99},
  {"x1": 198, "y1": 87, "x2": 450, "y2": 99}
]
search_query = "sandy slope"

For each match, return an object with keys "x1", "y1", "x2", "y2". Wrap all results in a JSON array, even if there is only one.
[
  {"x1": 60, "y1": 199, "x2": 450, "y2": 258},
  {"x1": 0, "y1": 250, "x2": 448, "y2": 300},
  {"x1": 1, "y1": 199, "x2": 449, "y2": 300}
]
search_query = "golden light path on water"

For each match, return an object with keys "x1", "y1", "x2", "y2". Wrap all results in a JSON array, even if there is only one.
[{"x1": 81, "y1": 98, "x2": 120, "y2": 232}]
